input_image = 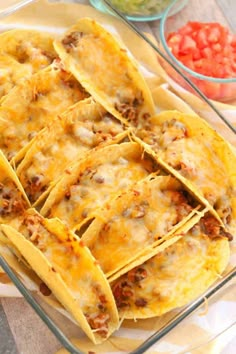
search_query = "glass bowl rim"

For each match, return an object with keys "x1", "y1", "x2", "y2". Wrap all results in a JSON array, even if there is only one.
[
  {"x1": 90, "y1": 0, "x2": 188, "y2": 22},
  {"x1": 159, "y1": 0, "x2": 236, "y2": 83}
]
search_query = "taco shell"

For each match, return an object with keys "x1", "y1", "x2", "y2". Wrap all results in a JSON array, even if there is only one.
[
  {"x1": 81, "y1": 174, "x2": 203, "y2": 279},
  {"x1": 0, "y1": 16, "x2": 234, "y2": 346},
  {"x1": 0, "y1": 29, "x2": 57, "y2": 99},
  {"x1": 0, "y1": 63, "x2": 88, "y2": 161},
  {"x1": 0, "y1": 150, "x2": 29, "y2": 224},
  {"x1": 111, "y1": 213, "x2": 230, "y2": 319},
  {"x1": 40, "y1": 142, "x2": 157, "y2": 230},
  {"x1": 16, "y1": 97, "x2": 127, "y2": 205},
  {"x1": 54, "y1": 18, "x2": 155, "y2": 127},
  {"x1": 1, "y1": 209, "x2": 119, "y2": 344},
  {"x1": 137, "y1": 110, "x2": 236, "y2": 235}
]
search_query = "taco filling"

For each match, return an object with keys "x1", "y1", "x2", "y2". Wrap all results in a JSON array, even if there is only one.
[
  {"x1": 111, "y1": 213, "x2": 231, "y2": 318},
  {"x1": 0, "y1": 151, "x2": 29, "y2": 224},
  {"x1": 82, "y1": 175, "x2": 200, "y2": 279},
  {"x1": 41, "y1": 142, "x2": 158, "y2": 230},
  {"x1": 0, "y1": 179, "x2": 27, "y2": 222},
  {"x1": 1, "y1": 209, "x2": 119, "y2": 343},
  {"x1": 138, "y1": 111, "x2": 236, "y2": 232},
  {"x1": 54, "y1": 18, "x2": 155, "y2": 127},
  {"x1": 16, "y1": 98, "x2": 126, "y2": 204},
  {"x1": 0, "y1": 29, "x2": 57, "y2": 98},
  {"x1": 0, "y1": 62, "x2": 88, "y2": 161}
]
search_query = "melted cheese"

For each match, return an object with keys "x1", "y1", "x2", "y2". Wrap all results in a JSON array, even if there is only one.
[
  {"x1": 160, "y1": 138, "x2": 229, "y2": 204},
  {"x1": 82, "y1": 176, "x2": 195, "y2": 277},
  {"x1": 54, "y1": 18, "x2": 155, "y2": 127},
  {"x1": 139, "y1": 115, "x2": 234, "y2": 229},
  {"x1": 0, "y1": 25, "x2": 232, "y2": 336},
  {"x1": 0, "y1": 29, "x2": 57, "y2": 99},
  {"x1": 0, "y1": 177, "x2": 28, "y2": 224},
  {"x1": 111, "y1": 220, "x2": 230, "y2": 319},
  {"x1": 41, "y1": 143, "x2": 155, "y2": 230},
  {"x1": 0, "y1": 64, "x2": 88, "y2": 160},
  {"x1": 0, "y1": 55, "x2": 29, "y2": 98},
  {"x1": 0, "y1": 151, "x2": 29, "y2": 224},
  {"x1": 17, "y1": 99, "x2": 125, "y2": 204},
  {"x1": 16, "y1": 213, "x2": 104, "y2": 304},
  {"x1": 2, "y1": 209, "x2": 119, "y2": 343}
]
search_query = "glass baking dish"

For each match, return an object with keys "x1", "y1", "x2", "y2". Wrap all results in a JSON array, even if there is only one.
[
  {"x1": 0, "y1": 256, "x2": 236, "y2": 354},
  {"x1": 0, "y1": 1, "x2": 235, "y2": 353},
  {"x1": 0, "y1": 0, "x2": 35, "y2": 18}
]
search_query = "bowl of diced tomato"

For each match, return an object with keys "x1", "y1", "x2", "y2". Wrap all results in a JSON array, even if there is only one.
[{"x1": 158, "y1": 0, "x2": 236, "y2": 102}]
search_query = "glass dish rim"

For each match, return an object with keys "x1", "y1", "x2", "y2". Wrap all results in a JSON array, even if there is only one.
[{"x1": 159, "y1": 0, "x2": 236, "y2": 83}]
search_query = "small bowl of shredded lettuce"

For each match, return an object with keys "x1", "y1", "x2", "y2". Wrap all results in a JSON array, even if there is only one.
[{"x1": 90, "y1": 0, "x2": 188, "y2": 21}]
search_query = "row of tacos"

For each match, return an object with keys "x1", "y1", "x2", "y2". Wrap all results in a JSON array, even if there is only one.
[
  {"x1": 0, "y1": 18, "x2": 235, "y2": 344},
  {"x1": 0, "y1": 135, "x2": 233, "y2": 343}
]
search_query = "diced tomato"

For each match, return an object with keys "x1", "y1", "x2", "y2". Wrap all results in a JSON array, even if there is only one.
[
  {"x1": 188, "y1": 22, "x2": 203, "y2": 32},
  {"x1": 231, "y1": 35, "x2": 236, "y2": 49},
  {"x1": 179, "y1": 54, "x2": 195, "y2": 70},
  {"x1": 179, "y1": 35, "x2": 196, "y2": 55},
  {"x1": 164, "y1": 21, "x2": 236, "y2": 101},
  {"x1": 214, "y1": 53, "x2": 224, "y2": 64},
  {"x1": 196, "y1": 28, "x2": 208, "y2": 49},
  {"x1": 211, "y1": 43, "x2": 221, "y2": 53},
  {"x1": 192, "y1": 48, "x2": 201, "y2": 60},
  {"x1": 201, "y1": 47, "x2": 212, "y2": 59},
  {"x1": 232, "y1": 62, "x2": 236, "y2": 72},
  {"x1": 167, "y1": 33, "x2": 182, "y2": 57},
  {"x1": 207, "y1": 26, "x2": 220, "y2": 43}
]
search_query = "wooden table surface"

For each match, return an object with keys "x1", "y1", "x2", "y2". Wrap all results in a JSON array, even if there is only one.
[{"x1": 0, "y1": 0, "x2": 235, "y2": 353}]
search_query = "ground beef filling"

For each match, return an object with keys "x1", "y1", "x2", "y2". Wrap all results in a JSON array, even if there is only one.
[
  {"x1": 62, "y1": 31, "x2": 84, "y2": 52},
  {"x1": 0, "y1": 180, "x2": 27, "y2": 219},
  {"x1": 112, "y1": 267, "x2": 148, "y2": 310},
  {"x1": 200, "y1": 214, "x2": 233, "y2": 241},
  {"x1": 25, "y1": 174, "x2": 48, "y2": 203},
  {"x1": 85, "y1": 285, "x2": 111, "y2": 338}
]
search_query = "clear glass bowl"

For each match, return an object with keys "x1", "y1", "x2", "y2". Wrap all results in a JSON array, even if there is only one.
[
  {"x1": 158, "y1": 0, "x2": 236, "y2": 102},
  {"x1": 89, "y1": 0, "x2": 188, "y2": 22}
]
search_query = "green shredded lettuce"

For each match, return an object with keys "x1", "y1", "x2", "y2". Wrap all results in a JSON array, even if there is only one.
[{"x1": 108, "y1": 0, "x2": 173, "y2": 16}]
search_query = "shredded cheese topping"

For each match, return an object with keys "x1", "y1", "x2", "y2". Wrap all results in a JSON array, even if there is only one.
[
  {"x1": 0, "y1": 65, "x2": 88, "y2": 160},
  {"x1": 45, "y1": 146, "x2": 154, "y2": 230},
  {"x1": 111, "y1": 215, "x2": 230, "y2": 318},
  {"x1": 0, "y1": 29, "x2": 56, "y2": 98},
  {"x1": 139, "y1": 117, "x2": 234, "y2": 228},
  {"x1": 82, "y1": 176, "x2": 194, "y2": 275},
  {"x1": 14, "y1": 210, "x2": 114, "y2": 339},
  {"x1": 17, "y1": 103, "x2": 125, "y2": 203},
  {"x1": 55, "y1": 18, "x2": 155, "y2": 126}
]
